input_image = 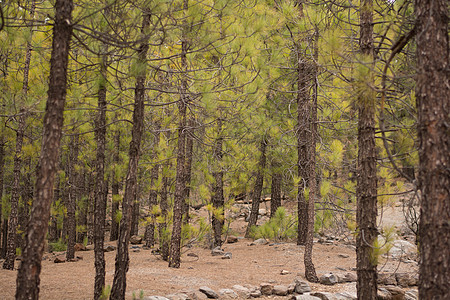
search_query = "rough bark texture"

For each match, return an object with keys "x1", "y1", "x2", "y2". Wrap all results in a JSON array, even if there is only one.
[
  {"x1": 0, "y1": 137, "x2": 5, "y2": 258},
  {"x1": 159, "y1": 169, "x2": 170, "y2": 261},
  {"x1": 169, "y1": 0, "x2": 189, "y2": 267},
  {"x1": 66, "y1": 135, "x2": 79, "y2": 261},
  {"x1": 93, "y1": 54, "x2": 108, "y2": 300},
  {"x1": 270, "y1": 163, "x2": 282, "y2": 219},
  {"x1": 245, "y1": 139, "x2": 267, "y2": 238},
  {"x1": 15, "y1": 0, "x2": 73, "y2": 297},
  {"x1": 415, "y1": 0, "x2": 450, "y2": 299},
  {"x1": 211, "y1": 122, "x2": 224, "y2": 248},
  {"x1": 183, "y1": 117, "x2": 194, "y2": 225},
  {"x1": 3, "y1": 110, "x2": 25, "y2": 270},
  {"x1": 110, "y1": 11, "x2": 150, "y2": 300},
  {"x1": 110, "y1": 130, "x2": 121, "y2": 242},
  {"x1": 356, "y1": 0, "x2": 378, "y2": 298}
]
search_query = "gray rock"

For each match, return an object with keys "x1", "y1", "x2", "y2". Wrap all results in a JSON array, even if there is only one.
[
  {"x1": 384, "y1": 286, "x2": 405, "y2": 299},
  {"x1": 130, "y1": 235, "x2": 143, "y2": 245},
  {"x1": 273, "y1": 285, "x2": 289, "y2": 296},
  {"x1": 54, "y1": 256, "x2": 66, "y2": 263},
  {"x1": 144, "y1": 297, "x2": 170, "y2": 300},
  {"x1": 338, "y1": 254, "x2": 350, "y2": 258},
  {"x1": 311, "y1": 292, "x2": 338, "y2": 300},
  {"x1": 395, "y1": 273, "x2": 417, "y2": 287},
  {"x1": 342, "y1": 272, "x2": 357, "y2": 283},
  {"x1": 334, "y1": 292, "x2": 357, "y2": 299},
  {"x1": 387, "y1": 240, "x2": 417, "y2": 259},
  {"x1": 294, "y1": 279, "x2": 312, "y2": 294},
  {"x1": 180, "y1": 289, "x2": 201, "y2": 300},
  {"x1": 222, "y1": 252, "x2": 232, "y2": 259},
  {"x1": 199, "y1": 286, "x2": 219, "y2": 299},
  {"x1": 377, "y1": 288, "x2": 392, "y2": 300},
  {"x1": 288, "y1": 283, "x2": 296, "y2": 294},
  {"x1": 405, "y1": 290, "x2": 418, "y2": 300},
  {"x1": 227, "y1": 236, "x2": 238, "y2": 243},
  {"x1": 218, "y1": 289, "x2": 238, "y2": 299},
  {"x1": 320, "y1": 273, "x2": 338, "y2": 285},
  {"x1": 249, "y1": 289, "x2": 261, "y2": 298},
  {"x1": 104, "y1": 245, "x2": 116, "y2": 252},
  {"x1": 290, "y1": 295, "x2": 321, "y2": 300},
  {"x1": 165, "y1": 293, "x2": 190, "y2": 300},
  {"x1": 260, "y1": 283, "x2": 273, "y2": 295},
  {"x1": 231, "y1": 285, "x2": 250, "y2": 298},
  {"x1": 281, "y1": 269, "x2": 290, "y2": 275},
  {"x1": 250, "y1": 238, "x2": 268, "y2": 246},
  {"x1": 211, "y1": 247, "x2": 224, "y2": 256},
  {"x1": 378, "y1": 273, "x2": 397, "y2": 285},
  {"x1": 258, "y1": 208, "x2": 267, "y2": 216}
]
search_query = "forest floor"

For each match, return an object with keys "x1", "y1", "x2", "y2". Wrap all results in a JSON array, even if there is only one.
[{"x1": 0, "y1": 197, "x2": 418, "y2": 299}]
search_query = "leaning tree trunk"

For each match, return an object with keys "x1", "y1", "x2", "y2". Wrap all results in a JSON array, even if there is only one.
[
  {"x1": 110, "y1": 10, "x2": 150, "y2": 300},
  {"x1": 15, "y1": 0, "x2": 73, "y2": 297},
  {"x1": 245, "y1": 138, "x2": 267, "y2": 238},
  {"x1": 356, "y1": 0, "x2": 378, "y2": 298},
  {"x1": 93, "y1": 50, "x2": 108, "y2": 300},
  {"x1": 110, "y1": 130, "x2": 121, "y2": 242},
  {"x1": 270, "y1": 161, "x2": 282, "y2": 219},
  {"x1": 415, "y1": 0, "x2": 449, "y2": 299},
  {"x1": 211, "y1": 121, "x2": 224, "y2": 248}
]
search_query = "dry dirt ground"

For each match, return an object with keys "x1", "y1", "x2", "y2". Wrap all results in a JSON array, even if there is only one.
[{"x1": 0, "y1": 202, "x2": 418, "y2": 299}]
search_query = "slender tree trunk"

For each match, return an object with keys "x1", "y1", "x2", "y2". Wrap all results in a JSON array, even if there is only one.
[
  {"x1": 304, "y1": 28, "x2": 319, "y2": 283},
  {"x1": 131, "y1": 185, "x2": 140, "y2": 236},
  {"x1": 245, "y1": 138, "x2": 267, "y2": 238},
  {"x1": 211, "y1": 121, "x2": 224, "y2": 247},
  {"x1": 182, "y1": 117, "x2": 194, "y2": 225},
  {"x1": 144, "y1": 126, "x2": 160, "y2": 248},
  {"x1": 110, "y1": 130, "x2": 121, "y2": 242},
  {"x1": 159, "y1": 168, "x2": 170, "y2": 261},
  {"x1": 270, "y1": 162, "x2": 282, "y2": 219},
  {"x1": 356, "y1": 0, "x2": 378, "y2": 298},
  {"x1": 3, "y1": 110, "x2": 26, "y2": 270},
  {"x1": 65, "y1": 135, "x2": 78, "y2": 261},
  {"x1": 0, "y1": 136, "x2": 5, "y2": 258},
  {"x1": 169, "y1": 0, "x2": 189, "y2": 268},
  {"x1": 15, "y1": 0, "x2": 73, "y2": 297},
  {"x1": 415, "y1": 0, "x2": 449, "y2": 298},
  {"x1": 77, "y1": 172, "x2": 88, "y2": 243},
  {"x1": 93, "y1": 51, "x2": 108, "y2": 300},
  {"x1": 110, "y1": 10, "x2": 150, "y2": 299}
]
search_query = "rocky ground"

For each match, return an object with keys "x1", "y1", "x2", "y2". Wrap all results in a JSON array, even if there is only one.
[{"x1": 0, "y1": 199, "x2": 419, "y2": 299}]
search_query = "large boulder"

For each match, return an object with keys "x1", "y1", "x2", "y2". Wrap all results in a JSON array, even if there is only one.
[{"x1": 199, "y1": 286, "x2": 218, "y2": 299}]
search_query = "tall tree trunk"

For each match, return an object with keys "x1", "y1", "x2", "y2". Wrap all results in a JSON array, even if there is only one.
[
  {"x1": 131, "y1": 185, "x2": 140, "y2": 236},
  {"x1": 110, "y1": 130, "x2": 121, "y2": 242},
  {"x1": 15, "y1": 0, "x2": 73, "y2": 297},
  {"x1": 159, "y1": 168, "x2": 170, "y2": 261},
  {"x1": 3, "y1": 110, "x2": 26, "y2": 270},
  {"x1": 144, "y1": 126, "x2": 160, "y2": 248},
  {"x1": 110, "y1": 10, "x2": 150, "y2": 299},
  {"x1": 169, "y1": 0, "x2": 189, "y2": 268},
  {"x1": 356, "y1": 0, "x2": 378, "y2": 298},
  {"x1": 415, "y1": 0, "x2": 449, "y2": 298},
  {"x1": 66, "y1": 135, "x2": 79, "y2": 261},
  {"x1": 270, "y1": 161, "x2": 282, "y2": 219},
  {"x1": 245, "y1": 138, "x2": 267, "y2": 238},
  {"x1": 182, "y1": 117, "x2": 194, "y2": 225},
  {"x1": 211, "y1": 121, "x2": 224, "y2": 247},
  {"x1": 304, "y1": 28, "x2": 319, "y2": 283},
  {"x1": 77, "y1": 172, "x2": 88, "y2": 243},
  {"x1": 0, "y1": 136, "x2": 5, "y2": 258},
  {"x1": 93, "y1": 51, "x2": 108, "y2": 300}
]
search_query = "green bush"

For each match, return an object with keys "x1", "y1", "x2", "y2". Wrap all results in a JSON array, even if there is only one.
[
  {"x1": 250, "y1": 207, "x2": 297, "y2": 241},
  {"x1": 48, "y1": 239, "x2": 67, "y2": 252}
]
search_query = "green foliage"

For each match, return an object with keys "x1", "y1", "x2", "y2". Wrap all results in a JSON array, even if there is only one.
[
  {"x1": 100, "y1": 285, "x2": 111, "y2": 300},
  {"x1": 48, "y1": 239, "x2": 67, "y2": 252},
  {"x1": 249, "y1": 207, "x2": 296, "y2": 241}
]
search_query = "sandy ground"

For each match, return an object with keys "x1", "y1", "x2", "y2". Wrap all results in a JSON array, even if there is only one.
[{"x1": 0, "y1": 200, "x2": 418, "y2": 299}]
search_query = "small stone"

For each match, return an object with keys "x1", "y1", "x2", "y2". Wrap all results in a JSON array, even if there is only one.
[
  {"x1": 258, "y1": 208, "x2": 267, "y2": 216},
  {"x1": 320, "y1": 273, "x2": 338, "y2": 285},
  {"x1": 273, "y1": 285, "x2": 289, "y2": 296},
  {"x1": 281, "y1": 269, "x2": 290, "y2": 275},
  {"x1": 133, "y1": 249, "x2": 140, "y2": 253},
  {"x1": 144, "y1": 297, "x2": 170, "y2": 300},
  {"x1": 294, "y1": 279, "x2": 312, "y2": 294},
  {"x1": 104, "y1": 245, "x2": 116, "y2": 252},
  {"x1": 54, "y1": 256, "x2": 66, "y2": 263},
  {"x1": 342, "y1": 272, "x2": 357, "y2": 282},
  {"x1": 290, "y1": 296, "x2": 321, "y2": 300},
  {"x1": 199, "y1": 286, "x2": 219, "y2": 299},
  {"x1": 249, "y1": 289, "x2": 261, "y2": 298},
  {"x1": 334, "y1": 292, "x2": 357, "y2": 299},
  {"x1": 250, "y1": 238, "x2": 268, "y2": 246},
  {"x1": 227, "y1": 236, "x2": 238, "y2": 243},
  {"x1": 395, "y1": 273, "x2": 417, "y2": 287},
  {"x1": 377, "y1": 288, "x2": 392, "y2": 300},
  {"x1": 165, "y1": 293, "x2": 190, "y2": 300},
  {"x1": 211, "y1": 246, "x2": 224, "y2": 256},
  {"x1": 130, "y1": 235, "x2": 143, "y2": 245},
  {"x1": 338, "y1": 254, "x2": 349, "y2": 258},
  {"x1": 232, "y1": 285, "x2": 250, "y2": 298},
  {"x1": 187, "y1": 253, "x2": 199, "y2": 258},
  {"x1": 378, "y1": 273, "x2": 397, "y2": 286},
  {"x1": 218, "y1": 289, "x2": 238, "y2": 299},
  {"x1": 405, "y1": 289, "x2": 418, "y2": 300},
  {"x1": 222, "y1": 252, "x2": 232, "y2": 259},
  {"x1": 260, "y1": 283, "x2": 273, "y2": 295},
  {"x1": 384, "y1": 286, "x2": 405, "y2": 300},
  {"x1": 74, "y1": 243, "x2": 86, "y2": 251},
  {"x1": 288, "y1": 283, "x2": 296, "y2": 294}
]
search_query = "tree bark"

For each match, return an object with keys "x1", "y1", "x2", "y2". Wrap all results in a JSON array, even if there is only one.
[
  {"x1": 0, "y1": 136, "x2": 5, "y2": 258},
  {"x1": 211, "y1": 121, "x2": 224, "y2": 247},
  {"x1": 110, "y1": 130, "x2": 121, "y2": 242},
  {"x1": 270, "y1": 162, "x2": 282, "y2": 219},
  {"x1": 159, "y1": 168, "x2": 170, "y2": 261},
  {"x1": 15, "y1": 0, "x2": 73, "y2": 297},
  {"x1": 356, "y1": 0, "x2": 378, "y2": 298},
  {"x1": 415, "y1": 0, "x2": 449, "y2": 298},
  {"x1": 110, "y1": 10, "x2": 150, "y2": 299},
  {"x1": 182, "y1": 117, "x2": 194, "y2": 225},
  {"x1": 245, "y1": 138, "x2": 267, "y2": 238},
  {"x1": 65, "y1": 135, "x2": 79, "y2": 261},
  {"x1": 169, "y1": 0, "x2": 189, "y2": 268},
  {"x1": 93, "y1": 50, "x2": 108, "y2": 300}
]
